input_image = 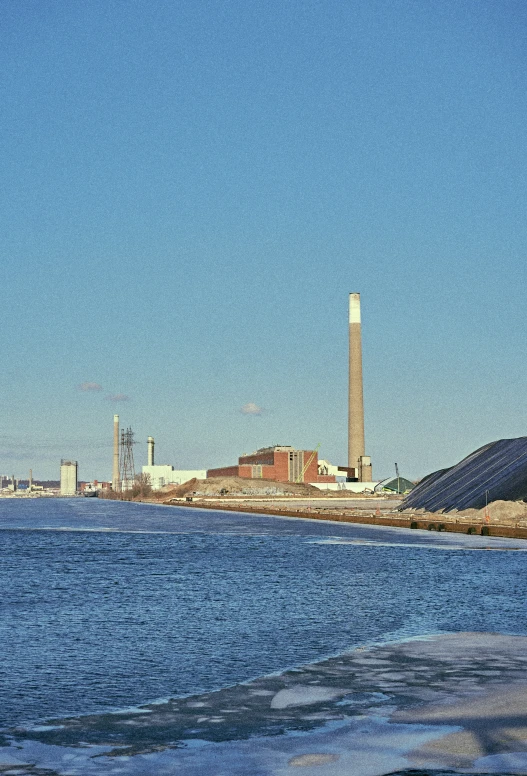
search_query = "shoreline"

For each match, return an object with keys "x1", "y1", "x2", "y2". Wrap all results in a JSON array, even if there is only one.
[{"x1": 154, "y1": 497, "x2": 527, "y2": 541}]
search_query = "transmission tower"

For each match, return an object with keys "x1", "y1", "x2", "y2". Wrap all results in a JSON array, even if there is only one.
[{"x1": 119, "y1": 427, "x2": 136, "y2": 491}]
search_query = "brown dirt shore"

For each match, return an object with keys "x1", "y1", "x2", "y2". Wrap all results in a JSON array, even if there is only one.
[
  {"x1": 131, "y1": 477, "x2": 527, "y2": 540},
  {"x1": 163, "y1": 500, "x2": 527, "y2": 539},
  {"x1": 130, "y1": 502, "x2": 527, "y2": 545}
]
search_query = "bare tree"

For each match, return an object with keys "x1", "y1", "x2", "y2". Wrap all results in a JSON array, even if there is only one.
[{"x1": 132, "y1": 472, "x2": 152, "y2": 499}]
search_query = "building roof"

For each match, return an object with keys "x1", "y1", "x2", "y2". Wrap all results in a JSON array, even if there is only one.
[
  {"x1": 252, "y1": 446, "x2": 294, "y2": 454},
  {"x1": 401, "y1": 437, "x2": 527, "y2": 513},
  {"x1": 382, "y1": 476, "x2": 415, "y2": 494}
]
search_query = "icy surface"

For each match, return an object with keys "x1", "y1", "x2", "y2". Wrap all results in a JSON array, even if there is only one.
[
  {"x1": 270, "y1": 686, "x2": 348, "y2": 709},
  {"x1": 2, "y1": 500, "x2": 526, "y2": 732},
  {"x1": 2, "y1": 501, "x2": 527, "y2": 775},
  {"x1": 2, "y1": 633, "x2": 527, "y2": 775}
]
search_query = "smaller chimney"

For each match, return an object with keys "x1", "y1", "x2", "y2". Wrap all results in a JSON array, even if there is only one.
[
  {"x1": 147, "y1": 436, "x2": 155, "y2": 467},
  {"x1": 112, "y1": 415, "x2": 120, "y2": 492}
]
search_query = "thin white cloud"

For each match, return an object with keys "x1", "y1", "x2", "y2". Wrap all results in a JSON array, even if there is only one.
[
  {"x1": 0, "y1": 447, "x2": 35, "y2": 461},
  {"x1": 240, "y1": 402, "x2": 264, "y2": 416},
  {"x1": 78, "y1": 382, "x2": 102, "y2": 392},
  {"x1": 105, "y1": 393, "x2": 130, "y2": 402}
]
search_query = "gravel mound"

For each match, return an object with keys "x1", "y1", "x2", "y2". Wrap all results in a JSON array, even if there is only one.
[
  {"x1": 158, "y1": 477, "x2": 322, "y2": 498},
  {"x1": 410, "y1": 499, "x2": 527, "y2": 524},
  {"x1": 459, "y1": 499, "x2": 527, "y2": 523}
]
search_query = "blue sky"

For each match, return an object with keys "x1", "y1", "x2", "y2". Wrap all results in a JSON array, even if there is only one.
[{"x1": 2, "y1": 0, "x2": 526, "y2": 481}]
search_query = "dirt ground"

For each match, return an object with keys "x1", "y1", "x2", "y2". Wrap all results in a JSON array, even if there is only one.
[
  {"x1": 151, "y1": 477, "x2": 386, "y2": 500},
  {"x1": 411, "y1": 499, "x2": 527, "y2": 526}
]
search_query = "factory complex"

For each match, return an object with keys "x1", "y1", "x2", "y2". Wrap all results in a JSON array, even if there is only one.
[
  {"x1": 197, "y1": 292, "x2": 375, "y2": 491},
  {"x1": 85, "y1": 292, "x2": 527, "y2": 513},
  {"x1": 206, "y1": 446, "x2": 335, "y2": 485},
  {"x1": 0, "y1": 293, "x2": 376, "y2": 498},
  {"x1": 5, "y1": 292, "x2": 526, "y2": 514},
  {"x1": 0, "y1": 472, "x2": 54, "y2": 497},
  {"x1": 141, "y1": 435, "x2": 207, "y2": 490},
  {"x1": 101, "y1": 292, "x2": 377, "y2": 495}
]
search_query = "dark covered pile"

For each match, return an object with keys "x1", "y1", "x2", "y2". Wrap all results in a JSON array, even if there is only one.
[{"x1": 401, "y1": 437, "x2": 527, "y2": 513}]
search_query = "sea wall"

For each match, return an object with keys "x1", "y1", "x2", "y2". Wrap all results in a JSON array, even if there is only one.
[{"x1": 166, "y1": 499, "x2": 527, "y2": 540}]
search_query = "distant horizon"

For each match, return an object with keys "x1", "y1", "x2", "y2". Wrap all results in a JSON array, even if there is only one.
[{"x1": 3, "y1": 429, "x2": 522, "y2": 487}]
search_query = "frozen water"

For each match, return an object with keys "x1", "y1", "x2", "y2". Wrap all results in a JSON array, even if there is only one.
[
  {"x1": 1, "y1": 633, "x2": 527, "y2": 774},
  {"x1": 1, "y1": 500, "x2": 527, "y2": 774},
  {"x1": 270, "y1": 686, "x2": 349, "y2": 709}
]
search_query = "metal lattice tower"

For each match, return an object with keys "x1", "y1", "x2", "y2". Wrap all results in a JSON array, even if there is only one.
[{"x1": 119, "y1": 427, "x2": 136, "y2": 491}]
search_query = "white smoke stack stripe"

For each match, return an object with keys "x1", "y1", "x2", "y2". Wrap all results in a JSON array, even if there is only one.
[{"x1": 349, "y1": 293, "x2": 361, "y2": 323}]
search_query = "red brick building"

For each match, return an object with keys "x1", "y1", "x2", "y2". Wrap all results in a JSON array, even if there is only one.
[{"x1": 207, "y1": 446, "x2": 336, "y2": 484}]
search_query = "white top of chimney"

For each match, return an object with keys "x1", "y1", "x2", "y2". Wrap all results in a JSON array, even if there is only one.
[{"x1": 349, "y1": 292, "x2": 361, "y2": 324}]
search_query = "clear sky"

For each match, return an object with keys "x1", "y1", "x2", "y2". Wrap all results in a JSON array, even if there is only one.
[{"x1": 2, "y1": 0, "x2": 526, "y2": 482}]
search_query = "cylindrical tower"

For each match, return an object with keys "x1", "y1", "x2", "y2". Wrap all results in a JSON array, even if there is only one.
[
  {"x1": 348, "y1": 293, "x2": 366, "y2": 476},
  {"x1": 112, "y1": 414, "x2": 120, "y2": 492},
  {"x1": 147, "y1": 436, "x2": 155, "y2": 467}
]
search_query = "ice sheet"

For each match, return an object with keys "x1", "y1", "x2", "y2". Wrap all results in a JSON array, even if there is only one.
[{"x1": 2, "y1": 632, "x2": 527, "y2": 776}]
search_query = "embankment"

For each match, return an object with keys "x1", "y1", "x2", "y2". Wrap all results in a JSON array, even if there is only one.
[{"x1": 162, "y1": 498, "x2": 527, "y2": 540}]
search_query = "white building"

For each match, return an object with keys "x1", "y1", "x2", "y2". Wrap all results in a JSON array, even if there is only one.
[
  {"x1": 317, "y1": 459, "x2": 341, "y2": 478},
  {"x1": 141, "y1": 435, "x2": 205, "y2": 490},
  {"x1": 60, "y1": 460, "x2": 78, "y2": 495},
  {"x1": 142, "y1": 465, "x2": 206, "y2": 490},
  {"x1": 313, "y1": 459, "x2": 376, "y2": 493},
  {"x1": 310, "y1": 481, "x2": 377, "y2": 493}
]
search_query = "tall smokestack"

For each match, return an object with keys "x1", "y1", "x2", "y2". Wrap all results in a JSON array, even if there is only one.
[
  {"x1": 113, "y1": 415, "x2": 120, "y2": 492},
  {"x1": 147, "y1": 436, "x2": 155, "y2": 467},
  {"x1": 348, "y1": 293, "x2": 367, "y2": 479}
]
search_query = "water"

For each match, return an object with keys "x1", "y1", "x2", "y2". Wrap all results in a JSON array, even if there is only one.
[
  {"x1": 1, "y1": 498, "x2": 526, "y2": 732},
  {"x1": 1, "y1": 498, "x2": 527, "y2": 774}
]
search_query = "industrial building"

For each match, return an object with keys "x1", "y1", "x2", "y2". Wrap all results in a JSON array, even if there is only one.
[
  {"x1": 206, "y1": 296, "x2": 376, "y2": 490},
  {"x1": 377, "y1": 476, "x2": 415, "y2": 495},
  {"x1": 79, "y1": 480, "x2": 111, "y2": 494},
  {"x1": 142, "y1": 464, "x2": 207, "y2": 490},
  {"x1": 0, "y1": 475, "x2": 18, "y2": 492},
  {"x1": 141, "y1": 436, "x2": 206, "y2": 490},
  {"x1": 207, "y1": 446, "x2": 336, "y2": 484},
  {"x1": 60, "y1": 460, "x2": 78, "y2": 495},
  {"x1": 115, "y1": 293, "x2": 377, "y2": 493}
]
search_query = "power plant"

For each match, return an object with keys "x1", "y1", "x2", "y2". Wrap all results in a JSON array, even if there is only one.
[
  {"x1": 207, "y1": 446, "x2": 335, "y2": 484},
  {"x1": 142, "y1": 435, "x2": 206, "y2": 490},
  {"x1": 187, "y1": 293, "x2": 375, "y2": 490},
  {"x1": 4, "y1": 294, "x2": 379, "y2": 496},
  {"x1": 109, "y1": 294, "x2": 375, "y2": 492}
]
